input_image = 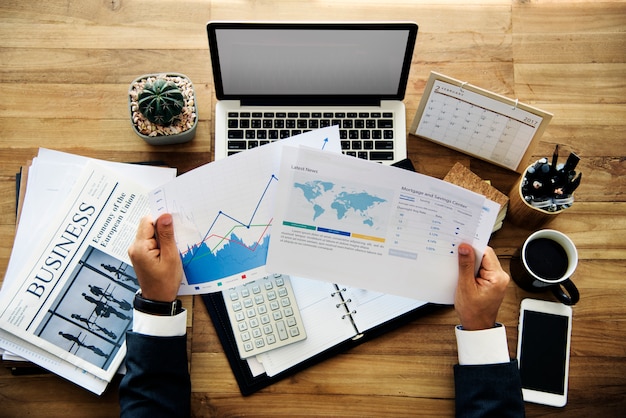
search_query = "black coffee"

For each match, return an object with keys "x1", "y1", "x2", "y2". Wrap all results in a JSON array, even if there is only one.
[{"x1": 524, "y1": 238, "x2": 569, "y2": 280}]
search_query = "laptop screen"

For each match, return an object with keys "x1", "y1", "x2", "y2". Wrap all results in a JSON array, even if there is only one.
[{"x1": 208, "y1": 22, "x2": 418, "y2": 105}]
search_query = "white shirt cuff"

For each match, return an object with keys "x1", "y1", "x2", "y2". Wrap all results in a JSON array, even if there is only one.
[
  {"x1": 132, "y1": 308, "x2": 187, "y2": 337},
  {"x1": 455, "y1": 323, "x2": 510, "y2": 365}
]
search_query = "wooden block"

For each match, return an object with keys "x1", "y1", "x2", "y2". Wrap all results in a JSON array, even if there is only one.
[
  {"x1": 443, "y1": 162, "x2": 509, "y2": 209},
  {"x1": 444, "y1": 162, "x2": 510, "y2": 232}
]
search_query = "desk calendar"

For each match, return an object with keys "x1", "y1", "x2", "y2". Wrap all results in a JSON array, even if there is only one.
[{"x1": 410, "y1": 72, "x2": 552, "y2": 173}]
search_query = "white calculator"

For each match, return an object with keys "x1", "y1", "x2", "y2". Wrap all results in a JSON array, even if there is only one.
[{"x1": 222, "y1": 274, "x2": 307, "y2": 358}]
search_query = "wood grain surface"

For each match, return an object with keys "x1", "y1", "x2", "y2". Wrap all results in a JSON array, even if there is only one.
[{"x1": 1, "y1": 1, "x2": 624, "y2": 417}]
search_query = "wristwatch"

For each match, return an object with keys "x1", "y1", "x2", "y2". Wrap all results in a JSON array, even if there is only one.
[{"x1": 133, "y1": 291, "x2": 183, "y2": 316}]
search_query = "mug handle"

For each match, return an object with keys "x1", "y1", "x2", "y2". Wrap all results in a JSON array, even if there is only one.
[{"x1": 551, "y1": 278, "x2": 580, "y2": 305}]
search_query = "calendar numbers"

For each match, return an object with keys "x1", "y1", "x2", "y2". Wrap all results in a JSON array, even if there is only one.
[
  {"x1": 523, "y1": 116, "x2": 540, "y2": 127},
  {"x1": 415, "y1": 80, "x2": 544, "y2": 171}
]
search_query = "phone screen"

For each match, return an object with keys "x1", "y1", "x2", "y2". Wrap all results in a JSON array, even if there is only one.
[{"x1": 519, "y1": 310, "x2": 569, "y2": 394}]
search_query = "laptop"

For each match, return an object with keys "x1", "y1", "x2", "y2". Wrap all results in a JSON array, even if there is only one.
[{"x1": 207, "y1": 21, "x2": 418, "y2": 163}]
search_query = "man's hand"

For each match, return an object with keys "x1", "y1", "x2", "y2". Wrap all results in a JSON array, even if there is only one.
[
  {"x1": 128, "y1": 214, "x2": 183, "y2": 302},
  {"x1": 455, "y1": 243, "x2": 509, "y2": 331}
]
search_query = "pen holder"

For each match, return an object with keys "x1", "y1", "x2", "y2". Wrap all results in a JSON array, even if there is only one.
[{"x1": 507, "y1": 163, "x2": 573, "y2": 230}]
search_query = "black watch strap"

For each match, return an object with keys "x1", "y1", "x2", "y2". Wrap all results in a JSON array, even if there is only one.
[{"x1": 134, "y1": 291, "x2": 183, "y2": 316}]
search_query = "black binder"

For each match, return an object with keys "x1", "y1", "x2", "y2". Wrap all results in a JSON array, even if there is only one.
[
  {"x1": 202, "y1": 290, "x2": 438, "y2": 395},
  {"x1": 201, "y1": 159, "x2": 442, "y2": 395}
]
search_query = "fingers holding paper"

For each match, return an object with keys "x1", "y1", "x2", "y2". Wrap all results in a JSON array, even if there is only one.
[
  {"x1": 128, "y1": 214, "x2": 183, "y2": 302},
  {"x1": 454, "y1": 244, "x2": 509, "y2": 331}
]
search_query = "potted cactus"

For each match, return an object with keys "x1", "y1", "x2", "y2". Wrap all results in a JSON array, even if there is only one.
[{"x1": 128, "y1": 73, "x2": 197, "y2": 145}]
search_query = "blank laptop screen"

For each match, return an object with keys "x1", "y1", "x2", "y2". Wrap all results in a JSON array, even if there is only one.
[{"x1": 209, "y1": 23, "x2": 417, "y2": 101}]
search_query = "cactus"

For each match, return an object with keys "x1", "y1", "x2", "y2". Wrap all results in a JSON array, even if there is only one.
[{"x1": 137, "y1": 78, "x2": 185, "y2": 125}]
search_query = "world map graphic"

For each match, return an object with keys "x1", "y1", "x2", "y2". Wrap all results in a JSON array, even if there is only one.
[{"x1": 293, "y1": 180, "x2": 388, "y2": 228}]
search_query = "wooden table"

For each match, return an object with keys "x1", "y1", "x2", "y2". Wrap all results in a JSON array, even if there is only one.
[{"x1": 1, "y1": 1, "x2": 624, "y2": 416}]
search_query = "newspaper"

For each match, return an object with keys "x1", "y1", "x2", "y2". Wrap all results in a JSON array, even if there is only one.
[
  {"x1": 0, "y1": 160, "x2": 153, "y2": 389},
  {"x1": 4, "y1": 148, "x2": 176, "y2": 291}
]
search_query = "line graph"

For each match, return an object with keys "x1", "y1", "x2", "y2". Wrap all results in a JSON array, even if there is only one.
[
  {"x1": 182, "y1": 221, "x2": 273, "y2": 260},
  {"x1": 179, "y1": 174, "x2": 278, "y2": 285},
  {"x1": 147, "y1": 126, "x2": 343, "y2": 294},
  {"x1": 185, "y1": 174, "x2": 277, "y2": 258}
]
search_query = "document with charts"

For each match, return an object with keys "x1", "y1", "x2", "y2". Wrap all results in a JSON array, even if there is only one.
[
  {"x1": 148, "y1": 126, "x2": 341, "y2": 294},
  {"x1": 266, "y1": 146, "x2": 500, "y2": 304}
]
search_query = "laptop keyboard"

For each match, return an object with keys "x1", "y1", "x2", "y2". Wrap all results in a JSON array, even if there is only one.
[{"x1": 226, "y1": 111, "x2": 396, "y2": 162}]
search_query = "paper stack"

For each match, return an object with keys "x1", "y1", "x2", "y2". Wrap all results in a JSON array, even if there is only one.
[{"x1": 0, "y1": 149, "x2": 176, "y2": 394}]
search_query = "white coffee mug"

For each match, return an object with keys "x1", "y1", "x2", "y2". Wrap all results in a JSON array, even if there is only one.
[{"x1": 510, "y1": 229, "x2": 579, "y2": 305}]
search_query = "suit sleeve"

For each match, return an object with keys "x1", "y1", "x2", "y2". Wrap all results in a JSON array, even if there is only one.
[
  {"x1": 119, "y1": 331, "x2": 191, "y2": 418},
  {"x1": 454, "y1": 360, "x2": 525, "y2": 418}
]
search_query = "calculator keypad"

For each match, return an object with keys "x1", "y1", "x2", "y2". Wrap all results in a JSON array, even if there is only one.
[{"x1": 223, "y1": 274, "x2": 307, "y2": 358}]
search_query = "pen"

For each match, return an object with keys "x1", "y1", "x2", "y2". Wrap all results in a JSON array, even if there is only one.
[
  {"x1": 563, "y1": 172, "x2": 582, "y2": 195},
  {"x1": 562, "y1": 152, "x2": 580, "y2": 174},
  {"x1": 551, "y1": 144, "x2": 559, "y2": 174}
]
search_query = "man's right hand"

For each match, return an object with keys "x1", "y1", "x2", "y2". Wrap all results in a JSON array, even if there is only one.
[
  {"x1": 127, "y1": 214, "x2": 183, "y2": 302},
  {"x1": 454, "y1": 243, "x2": 509, "y2": 331}
]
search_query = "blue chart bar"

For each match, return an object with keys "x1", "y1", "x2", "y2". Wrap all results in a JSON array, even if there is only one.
[{"x1": 317, "y1": 227, "x2": 350, "y2": 237}]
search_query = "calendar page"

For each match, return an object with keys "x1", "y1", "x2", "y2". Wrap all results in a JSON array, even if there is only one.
[{"x1": 410, "y1": 72, "x2": 552, "y2": 173}]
